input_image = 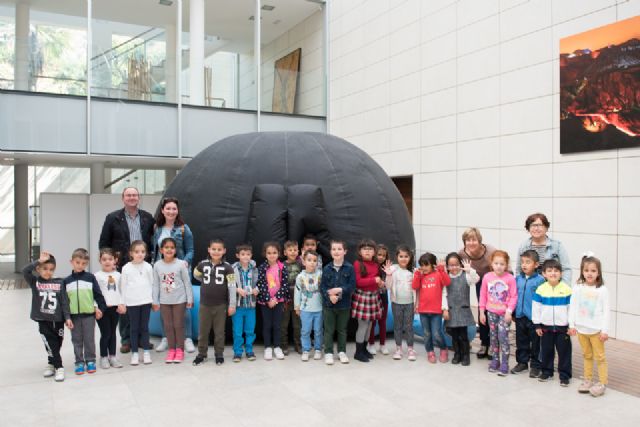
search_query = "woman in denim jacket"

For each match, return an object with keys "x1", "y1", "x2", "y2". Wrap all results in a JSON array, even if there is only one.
[
  {"x1": 151, "y1": 197, "x2": 195, "y2": 353},
  {"x1": 515, "y1": 212, "x2": 572, "y2": 283}
]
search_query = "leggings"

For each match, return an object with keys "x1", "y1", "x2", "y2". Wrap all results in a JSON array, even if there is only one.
[
  {"x1": 391, "y1": 302, "x2": 414, "y2": 347},
  {"x1": 369, "y1": 292, "x2": 389, "y2": 345},
  {"x1": 97, "y1": 306, "x2": 119, "y2": 357},
  {"x1": 261, "y1": 303, "x2": 284, "y2": 348},
  {"x1": 128, "y1": 304, "x2": 151, "y2": 353},
  {"x1": 355, "y1": 319, "x2": 373, "y2": 342},
  {"x1": 161, "y1": 303, "x2": 187, "y2": 350},
  {"x1": 487, "y1": 312, "x2": 510, "y2": 368}
]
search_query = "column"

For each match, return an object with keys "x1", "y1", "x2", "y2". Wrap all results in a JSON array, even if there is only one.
[
  {"x1": 14, "y1": 2, "x2": 30, "y2": 91},
  {"x1": 90, "y1": 163, "x2": 105, "y2": 194},
  {"x1": 189, "y1": 0, "x2": 204, "y2": 105},
  {"x1": 14, "y1": 165, "x2": 29, "y2": 273},
  {"x1": 165, "y1": 23, "x2": 177, "y2": 103},
  {"x1": 164, "y1": 168, "x2": 178, "y2": 188}
]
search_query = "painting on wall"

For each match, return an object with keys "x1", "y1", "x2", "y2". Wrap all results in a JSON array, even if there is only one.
[
  {"x1": 272, "y1": 48, "x2": 301, "y2": 114},
  {"x1": 560, "y1": 15, "x2": 640, "y2": 154}
]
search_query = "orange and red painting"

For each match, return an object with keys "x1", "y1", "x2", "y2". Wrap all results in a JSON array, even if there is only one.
[{"x1": 560, "y1": 15, "x2": 640, "y2": 153}]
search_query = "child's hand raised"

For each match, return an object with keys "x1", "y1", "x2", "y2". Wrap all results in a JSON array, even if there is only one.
[
  {"x1": 39, "y1": 251, "x2": 51, "y2": 264},
  {"x1": 462, "y1": 259, "x2": 472, "y2": 272},
  {"x1": 383, "y1": 260, "x2": 393, "y2": 276},
  {"x1": 437, "y1": 259, "x2": 446, "y2": 269}
]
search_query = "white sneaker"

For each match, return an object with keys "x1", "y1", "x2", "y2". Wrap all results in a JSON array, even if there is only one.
[
  {"x1": 109, "y1": 356, "x2": 123, "y2": 368},
  {"x1": 130, "y1": 352, "x2": 139, "y2": 366},
  {"x1": 184, "y1": 338, "x2": 196, "y2": 353},
  {"x1": 325, "y1": 353, "x2": 334, "y2": 365},
  {"x1": 380, "y1": 345, "x2": 390, "y2": 355},
  {"x1": 338, "y1": 352, "x2": 349, "y2": 364},
  {"x1": 100, "y1": 357, "x2": 110, "y2": 369},
  {"x1": 393, "y1": 347, "x2": 403, "y2": 360},
  {"x1": 43, "y1": 364, "x2": 55, "y2": 378},
  {"x1": 264, "y1": 347, "x2": 273, "y2": 361},
  {"x1": 313, "y1": 349, "x2": 322, "y2": 360},
  {"x1": 301, "y1": 351, "x2": 310, "y2": 362},
  {"x1": 54, "y1": 368, "x2": 65, "y2": 382},
  {"x1": 155, "y1": 337, "x2": 168, "y2": 352},
  {"x1": 367, "y1": 344, "x2": 377, "y2": 355},
  {"x1": 143, "y1": 351, "x2": 152, "y2": 364},
  {"x1": 274, "y1": 347, "x2": 285, "y2": 360}
]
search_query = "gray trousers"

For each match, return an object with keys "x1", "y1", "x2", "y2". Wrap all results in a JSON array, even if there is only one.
[
  {"x1": 391, "y1": 302, "x2": 415, "y2": 347},
  {"x1": 355, "y1": 319, "x2": 373, "y2": 343},
  {"x1": 71, "y1": 314, "x2": 96, "y2": 364}
]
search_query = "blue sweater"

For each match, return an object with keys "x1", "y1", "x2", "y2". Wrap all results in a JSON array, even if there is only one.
[{"x1": 515, "y1": 271, "x2": 545, "y2": 320}]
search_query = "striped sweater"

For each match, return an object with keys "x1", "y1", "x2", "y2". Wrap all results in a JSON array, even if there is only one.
[{"x1": 531, "y1": 281, "x2": 572, "y2": 330}]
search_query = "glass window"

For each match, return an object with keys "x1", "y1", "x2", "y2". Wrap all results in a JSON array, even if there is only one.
[
  {"x1": 0, "y1": 3, "x2": 15, "y2": 90},
  {"x1": 107, "y1": 168, "x2": 165, "y2": 195}
]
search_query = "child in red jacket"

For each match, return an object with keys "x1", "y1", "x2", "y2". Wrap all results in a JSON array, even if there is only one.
[{"x1": 412, "y1": 252, "x2": 450, "y2": 363}]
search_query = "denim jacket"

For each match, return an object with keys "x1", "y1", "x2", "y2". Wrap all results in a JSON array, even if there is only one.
[
  {"x1": 152, "y1": 223, "x2": 194, "y2": 268},
  {"x1": 320, "y1": 261, "x2": 356, "y2": 309},
  {"x1": 515, "y1": 236, "x2": 572, "y2": 284}
]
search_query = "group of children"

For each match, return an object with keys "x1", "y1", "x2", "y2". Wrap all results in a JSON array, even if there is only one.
[{"x1": 25, "y1": 235, "x2": 610, "y2": 397}]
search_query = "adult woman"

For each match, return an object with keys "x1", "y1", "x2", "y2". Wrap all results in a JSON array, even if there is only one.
[
  {"x1": 458, "y1": 227, "x2": 496, "y2": 360},
  {"x1": 152, "y1": 197, "x2": 196, "y2": 353},
  {"x1": 515, "y1": 212, "x2": 572, "y2": 283}
]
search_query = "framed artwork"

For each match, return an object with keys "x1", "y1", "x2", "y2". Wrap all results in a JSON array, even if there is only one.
[
  {"x1": 272, "y1": 48, "x2": 301, "y2": 114},
  {"x1": 559, "y1": 15, "x2": 640, "y2": 153}
]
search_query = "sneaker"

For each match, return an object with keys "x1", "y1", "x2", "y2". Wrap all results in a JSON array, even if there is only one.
[
  {"x1": 529, "y1": 367, "x2": 541, "y2": 378},
  {"x1": 407, "y1": 348, "x2": 417, "y2": 362},
  {"x1": 393, "y1": 347, "x2": 403, "y2": 360},
  {"x1": 477, "y1": 345, "x2": 488, "y2": 359},
  {"x1": 264, "y1": 348, "x2": 273, "y2": 361},
  {"x1": 86, "y1": 361, "x2": 96, "y2": 374},
  {"x1": 313, "y1": 350, "x2": 322, "y2": 360},
  {"x1": 325, "y1": 353, "x2": 334, "y2": 365},
  {"x1": 120, "y1": 343, "x2": 131, "y2": 354},
  {"x1": 54, "y1": 367, "x2": 65, "y2": 382},
  {"x1": 380, "y1": 345, "x2": 390, "y2": 355},
  {"x1": 560, "y1": 378, "x2": 570, "y2": 387},
  {"x1": 184, "y1": 338, "x2": 196, "y2": 353},
  {"x1": 439, "y1": 349, "x2": 448, "y2": 363},
  {"x1": 498, "y1": 367, "x2": 509, "y2": 377},
  {"x1": 538, "y1": 373, "x2": 551, "y2": 382},
  {"x1": 174, "y1": 348, "x2": 184, "y2": 363},
  {"x1": 589, "y1": 382, "x2": 606, "y2": 397},
  {"x1": 155, "y1": 337, "x2": 168, "y2": 352},
  {"x1": 100, "y1": 357, "x2": 110, "y2": 370},
  {"x1": 338, "y1": 352, "x2": 350, "y2": 364},
  {"x1": 367, "y1": 344, "x2": 377, "y2": 355},
  {"x1": 143, "y1": 351, "x2": 152, "y2": 364},
  {"x1": 511, "y1": 363, "x2": 528, "y2": 374},
  {"x1": 130, "y1": 353, "x2": 139, "y2": 366},
  {"x1": 282, "y1": 347, "x2": 290, "y2": 356},
  {"x1": 488, "y1": 360, "x2": 499, "y2": 373},
  {"x1": 109, "y1": 356, "x2": 123, "y2": 368},
  {"x1": 427, "y1": 352, "x2": 437, "y2": 363},
  {"x1": 274, "y1": 347, "x2": 285, "y2": 360},
  {"x1": 43, "y1": 364, "x2": 55, "y2": 378},
  {"x1": 301, "y1": 351, "x2": 310, "y2": 362},
  {"x1": 192, "y1": 355, "x2": 207, "y2": 366},
  {"x1": 233, "y1": 354, "x2": 242, "y2": 363},
  {"x1": 246, "y1": 352, "x2": 256, "y2": 361},
  {"x1": 75, "y1": 362, "x2": 85, "y2": 375},
  {"x1": 578, "y1": 379, "x2": 593, "y2": 393},
  {"x1": 165, "y1": 349, "x2": 176, "y2": 364},
  {"x1": 215, "y1": 356, "x2": 224, "y2": 365}
]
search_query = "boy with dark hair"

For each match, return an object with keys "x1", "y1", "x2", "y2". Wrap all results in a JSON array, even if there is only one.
[
  {"x1": 532, "y1": 259, "x2": 572, "y2": 386},
  {"x1": 280, "y1": 240, "x2": 303, "y2": 354},
  {"x1": 63, "y1": 248, "x2": 107, "y2": 376},
  {"x1": 193, "y1": 239, "x2": 236, "y2": 366},
  {"x1": 23, "y1": 251, "x2": 73, "y2": 382},
  {"x1": 302, "y1": 234, "x2": 323, "y2": 270},
  {"x1": 512, "y1": 250, "x2": 546, "y2": 377},
  {"x1": 231, "y1": 243, "x2": 259, "y2": 362}
]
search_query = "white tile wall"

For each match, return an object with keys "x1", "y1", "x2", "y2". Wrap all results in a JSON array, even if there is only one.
[{"x1": 329, "y1": 0, "x2": 640, "y2": 341}]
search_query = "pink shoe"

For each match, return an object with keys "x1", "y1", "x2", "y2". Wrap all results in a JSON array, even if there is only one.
[
  {"x1": 427, "y1": 351, "x2": 437, "y2": 363},
  {"x1": 174, "y1": 348, "x2": 184, "y2": 363},
  {"x1": 439, "y1": 348, "x2": 448, "y2": 363},
  {"x1": 165, "y1": 349, "x2": 176, "y2": 364}
]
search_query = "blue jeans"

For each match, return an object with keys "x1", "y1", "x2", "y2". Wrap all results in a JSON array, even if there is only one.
[
  {"x1": 159, "y1": 306, "x2": 193, "y2": 340},
  {"x1": 232, "y1": 307, "x2": 256, "y2": 355},
  {"x1": 420, "y1": 313, "x2": 444, "y2": 352},
  {"x1": 300, "y1": 311, "x2": 323, "y2": 352}
]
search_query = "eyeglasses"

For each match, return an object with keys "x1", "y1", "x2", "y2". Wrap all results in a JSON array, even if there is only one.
[{"x1": 530, "y1": 223, "x2": 546, "y2": 228}]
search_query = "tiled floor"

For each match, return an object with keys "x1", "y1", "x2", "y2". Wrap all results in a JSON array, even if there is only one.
[{"x1": 1, "y1": 289, "x2": 639, "y2": 427}]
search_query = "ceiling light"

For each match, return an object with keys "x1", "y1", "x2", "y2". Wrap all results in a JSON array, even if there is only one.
[
  {"x1": 262, "y1": 5, "x2": 275, "y2": 11},
  {"x1": 159, "y1": 0, "x2": 173, "y2": 6},
  {"x1": 306, "y1": 0, "x2": 326, "y2": 4}
]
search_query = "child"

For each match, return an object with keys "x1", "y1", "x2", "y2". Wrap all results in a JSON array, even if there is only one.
[
  {"x1": 280, "y1": 240, "x2": 303, "y2": 355},
  {"x1": 569, "y1": 254, "x2": 609, "y2": 397},
  {"x1": 232, "y1": 244, "x2": 259, "y2": 362},
  {"x1": 412, "y1": 252, "x2": 450, "y2": 363},
  {"x1": 152, "y1": 237, "x2": 193, "y2": 364},
  {"x1": 532, "y1": 259, "x2": 572, "y2": 386},
  {"x1": 121, "y1": 240, "x2": 154, "y2": 366},
  {"x1": 295, "y1": 250, "x2": 323, "y2": 361},
  {"x1": 479, "y1": 250, "x2": 517, "y2": 376},
  {"x1": 23, "y1": 252, "x2": 72, "y2": 382},
  {"x1": 368, "y1": 244, "x2": 390, "y2": 356},
  {"x1": 192, "y1": 239, "x2": 236, "y2": 366},
  {"x1": 511, "y1": 250, "x2": 545, "y2": 377},
  {"x1": 321, "y1": 239, "x2": 355, "y2": 365},
  {"x1": 302, "y1": 234, "x2": 323, "y2": 270},
  {"x1": 444, "y1": 252, "x2": 478, "y2": 366},
  {"x1": 383, "y1": 245, "x2": 417, "y2": 361},
  {"x1": 95, "y1": 248, "x2": 125, "y2": 369},
  {"x1": 63, "y1": 248, "x2": 107, "y2": 375},
  {"x1": 352, "y1": 239, "x2": 383, "y2": 363},
  {"x1": 257, "y1": 241, "x2": 288, "y2": 360}
]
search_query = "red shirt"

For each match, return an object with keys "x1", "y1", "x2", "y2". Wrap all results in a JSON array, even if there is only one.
[
  {"x1": 353, "y1": 260, "x2": 380, "y2": 292},
  {"x1": 412, "y1": 266, "x2": 451, "y2": 314}
]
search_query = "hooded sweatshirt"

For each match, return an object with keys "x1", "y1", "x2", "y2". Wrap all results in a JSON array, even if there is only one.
[{"x1": 23, "y1": 261, "x2": 70, "y2": 322}]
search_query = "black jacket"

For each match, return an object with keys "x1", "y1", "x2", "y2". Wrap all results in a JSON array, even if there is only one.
[
  {"x1": 98, "y1": 208, "x2": 154, "y2": 268},
  {"x1": 23, "y1": 261, "x2": 71, "y2": 323}
]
